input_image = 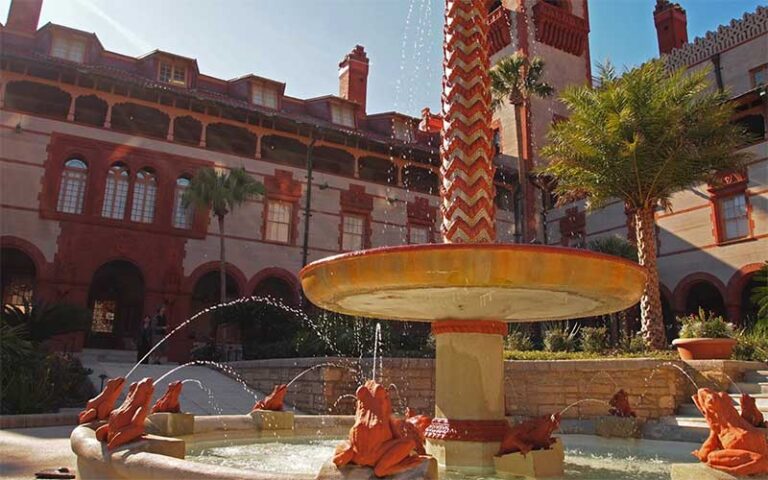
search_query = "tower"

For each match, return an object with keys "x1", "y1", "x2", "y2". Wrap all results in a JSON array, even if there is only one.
[{"x1": 654, "y1": 0, "x2": 689, "y2": 55}]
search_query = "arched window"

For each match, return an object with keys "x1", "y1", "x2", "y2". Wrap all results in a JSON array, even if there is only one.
[
  {"x1": 56, "y1": 159, "x2": 87, "y2": 214},
  {"x1": 173, "y1": 176, "x2": 192, "y2": 229},
  {"x1": 130, "y1": 168, "x2": 157, "y2": 223},
  {"x1": 101, "y1": 163, "x2": 129, "y2": 219}
]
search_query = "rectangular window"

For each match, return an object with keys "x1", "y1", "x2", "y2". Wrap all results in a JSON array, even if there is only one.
[
  {"x1": 408, "y1": 224, "x2": 429, "y2": 244},
  {"x1": 251, "y1": 83, "x2": 278, "y2": 109},
  {"x1": 751, "y1": 64, "x2": 767, "y2": 87},
  {"x1": 331, "y1": 103, "x2": 355, "y2": 128},
  {"x1": 393, "y1": 120, "x2": 412, "y2": 142},
  {"x1": 173, "y1": 189, "x2": 192, "y2": 229},
  {"x1": 265, "y1": 200, "x2": 292, "y2": 243},
  {"x1": 341, "y1": 215, "x2": 365, "y2": 251},
  {"x1": 51, "y1": 36, "x2": 86, "y2": 63},
  {"x1": 718, "y1": 195, "x2": 749, "y2": 241},
  {"x1": 2, "y1": 276, "x2": 33, "y2": 308},
  {"x1": 91, "y1": 300, "x2": 116, "y2": 334},
  {"x1": 159, "y1": 62, "x2": 187, "y2": 86}
]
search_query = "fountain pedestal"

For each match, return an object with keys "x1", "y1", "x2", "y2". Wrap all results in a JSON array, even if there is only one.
[{"x1": 425, "y1": 321, "x2": 507, "y2": 471}]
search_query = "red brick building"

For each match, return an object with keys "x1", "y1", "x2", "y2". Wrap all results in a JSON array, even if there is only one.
[{"x1": 0, "y1": 0, "x2": 532, "y2": 360}]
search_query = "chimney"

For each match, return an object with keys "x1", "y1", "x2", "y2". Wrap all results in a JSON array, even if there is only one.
[
  {"x1": 654, "y1": 0, "x2": 688, "y2": 55},
  {"x1": 5, "y1": 0, "x2": 43, "y2": 33},
  {"x1": 339, "y1": 45, "x2": 369, "y2": 114}
]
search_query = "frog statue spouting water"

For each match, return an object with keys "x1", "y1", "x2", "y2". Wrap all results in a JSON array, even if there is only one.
[
  {"x1": 78, "y1": 377, "x2": 125, "y2": 424},
  {"x1": 333, "y1": 380, "x2": 426, "y2": 477},
  {"x1": 95, "y1": 378, "x2": 155, "y2": 450},
  {"x1": 498, "y1": 413, "x2": 561, "y2": 456},
  {"x1": 608, "y1": 389, "x2": 636, "y2": 418},
  {"x1": 150, "y1": 381, "x2": 183, "y2": 414},
  {"x1": 692, "y1": 388, "x2": 768, "y2": 476},
  {"x1": 739, "y1": 393, "x2": 767, "y2": 429},
  {"x1": 251, "y1": 384, "x2": 287, "y2": 412}
]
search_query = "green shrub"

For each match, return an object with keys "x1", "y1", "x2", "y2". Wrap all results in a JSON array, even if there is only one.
[
  {"x1": 505, "y1": 329, "x2": 534, "y2": 351},
  {"x1": 543, "y1": 323, "x2": 579, "y2": 352},
  {"x1": 503, "y1": 349, "x2": 675, "y2": 361},
  {"x1": 2, "y1": 301, "x2": 91, "y2": 342},
  {"x1": 678, "y1": 308, "x2": 734, "y2": 339},
  {"x1": 580, "y1": 326, "x2": 608, "y2": 353}
]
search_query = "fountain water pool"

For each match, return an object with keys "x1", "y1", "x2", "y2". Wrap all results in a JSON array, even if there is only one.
[{"x1": 186, "y1": 434, "x2": 701, "y2": 480}]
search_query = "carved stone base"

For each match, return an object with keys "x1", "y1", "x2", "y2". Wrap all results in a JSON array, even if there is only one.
[
  {"x1": 315, "y1": 456, "x2": 438, "y2": 480},
  {"x1": 670, "y1": 463, "x2": 766, "y2": 480},
  {"x1": 144, "y1": 413, "x2": 194, "y2": 437},
  {"x1": 426, "y1": 438, "x2": 501, "y2": 473},
  {"x1": 595, "y1": 416, "x2": 642, "y2": 438},
  {"x1": 493, "y1": 438, "x2": 564, "y2": 478},
  {"x1": 250, "y1": 410, "x2": 294, "y2": 430}
]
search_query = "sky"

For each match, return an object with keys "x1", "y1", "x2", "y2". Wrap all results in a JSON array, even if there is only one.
[{"x1": 1, "y1": 0, "x2": 764, "y2": 117}]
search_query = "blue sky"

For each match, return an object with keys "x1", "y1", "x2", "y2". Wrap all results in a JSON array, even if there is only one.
[{"x1": 1, "y1": 0, "x2": 764, "y2": 117}]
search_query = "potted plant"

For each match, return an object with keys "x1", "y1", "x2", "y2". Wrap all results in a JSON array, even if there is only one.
[{"x1": 672, "y1": 308, "x2": 737, "y2": 360}]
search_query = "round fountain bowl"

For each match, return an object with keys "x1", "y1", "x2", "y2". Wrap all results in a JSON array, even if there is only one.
[{"x1": 299, "y1": 244, "x2": 647, "y2": 322}]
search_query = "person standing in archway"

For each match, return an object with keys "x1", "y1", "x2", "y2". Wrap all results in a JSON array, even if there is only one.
[
  {"x1": 151, "y1": 304, "x2": 168, "y2": 364},
  {"x1": 137, "y1": 315, "x2": 152, "y2": 364}
]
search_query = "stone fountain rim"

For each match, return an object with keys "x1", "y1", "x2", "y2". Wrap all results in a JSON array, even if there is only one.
[{"x1": 300, "y1": 243, "x2": 647, "y2": 276}]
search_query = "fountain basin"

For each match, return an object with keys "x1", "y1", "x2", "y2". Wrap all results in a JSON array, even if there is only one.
[{"x1": 300, "y1": 244, "x2": 646, "y2": 322}]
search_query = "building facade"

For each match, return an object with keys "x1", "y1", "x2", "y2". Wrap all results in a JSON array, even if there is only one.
[
  {"x1": 0, "y1": 0, "x2": 528, "y2": 360},
  {"x1": 545, "y1": 2, "x2": 768, "y2": 330}
]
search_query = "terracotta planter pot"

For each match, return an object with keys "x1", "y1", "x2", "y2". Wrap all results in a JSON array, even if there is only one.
[{"x1": 672, "y1": 337, "x2": 737, "y2": 360}]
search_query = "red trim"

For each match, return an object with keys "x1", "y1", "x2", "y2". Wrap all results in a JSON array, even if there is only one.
[
  {"x1": 672, "y1": 272, "x2": 727, "y2": 313},
  {"x1": 725, "y1": 262, "x2": 764, "y2": 308},
  {"x1": 707, "y1": 171, "x2": 754, "y2": 245},
  {"x1": 432, "y1": 320, "x2": 507, "y2": 336},
  {"x1": 0, "y1": 235, "x2": 49, "y2": 281},
  {"x1": 262, "y1": 170, "x2": 302, "y2": 246},
  {"x1": 339, "y1": 185, "x2": 374, "y2": 251},
  {"x1": 247, "y1": 267, "x2": 301, "y2": 306},
  {"x1": 424, "y1": 418, "x2": 508, "y2": 442},
  {"x1": 182, "y1": 261, "x2": 247, "y2": 296}
]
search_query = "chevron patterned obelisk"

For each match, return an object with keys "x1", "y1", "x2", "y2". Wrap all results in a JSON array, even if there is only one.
[{"x1": 441, "y1": 0, "x2": 496, "y2": 243}]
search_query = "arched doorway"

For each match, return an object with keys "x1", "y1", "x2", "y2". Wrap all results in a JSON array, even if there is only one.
[
  {"x1": 252, "y1": 276, "x2": 298, "y2": 307},
  {"x1": 190, "y1": 271, "x2": 241, "y2": 344},
  {"x1": 87, "y1": 261, "x2": 145, "y2": 349},
  {"x1": 1, "y1": 247, "x2": 36, "y2": 308},
  {"x1": 685, "y1": 281, "x2": 726, "y2": 318},
  {"x1": 740, "y1": 274, "x2": 762, "y2": 329}
]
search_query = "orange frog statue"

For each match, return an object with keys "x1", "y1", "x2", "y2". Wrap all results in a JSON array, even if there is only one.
[
  {"x1": 498, "y1": 413, "x2": 561, "y2": 456},
  {"x1": 78, "y1": 377, "x2": 125, "y2": 424},
  {"x1": 150, "y1": 381, "x2": 183, "y2": 414},
  {"x1": 333, "y1": 380, "x2": 425, "y2": 477},
  {"x1": 95, "y1": 378, "x2": 155, "y2": 450},
  {"x1": 692, "y1": 388, "x2": 768, "y2": 476},
  {"x1": 740, "y1": 393, "x2": 767, "y2": 429},
  {"x1": 394, "y1": 407, "x2": 432, "y2": 455},
  {"x1": 251, "y1": 384, "x2": 287, "y2": 411},
  {"x1": 608, "y1": 389, "x2": 636, "y2": 418}
]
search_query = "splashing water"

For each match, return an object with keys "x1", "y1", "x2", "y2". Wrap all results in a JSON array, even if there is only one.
[
  {"x1": 372, "y1": 323, "x2": 383, "y2": 382},
  {"x1": 286, "y1": 363, "x2": 358, "y2": 388},
  {"x1": 559, "y1": 399, "x2": 611, "y2": 416},
  {"x1": 331, "y1": 394, "x2": 358, "y2": 413},
  {"x1": 125, "y1": 295, "x2": 338, "y2": 380},
  {"x1": 151, "y1": 360, "x2": 259, "y2": 401}
]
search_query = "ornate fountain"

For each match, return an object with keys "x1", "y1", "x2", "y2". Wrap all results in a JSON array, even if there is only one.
[{"x1": 299, "y1": 0, "x2": 647, "y2": 473}]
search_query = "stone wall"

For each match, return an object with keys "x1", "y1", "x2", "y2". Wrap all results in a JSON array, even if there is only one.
[{"x1": 229, "y1": 357, "x2": 764, "y2": 419}]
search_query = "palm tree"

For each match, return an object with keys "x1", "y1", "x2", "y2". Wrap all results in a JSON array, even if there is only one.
[
  {"x1": 490, "y1": 53, "x2": 554, "y2": 242},
  {"x1": 184, "y1": 167, "x2": 265, "y2": 302},
  {"x1": 540, "y1": 60, "x2": 749, "y2": 349},
  {"x1": 749, "y1": 262, "x2": 768, "y2": 323},
  {"x1": 587, "y1": 235, "x2": 638, "y2": 345}
]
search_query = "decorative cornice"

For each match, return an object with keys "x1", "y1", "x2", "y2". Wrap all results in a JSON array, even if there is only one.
[
  {"x1": 431, "y1": 320, "x2": 507, "y2": 336},
  {"x1": 424, "y1": 418, "x2": 508, "y2": 442},
  {"x1": 665, "y1": 6, "x2": 768, "y2": 70}
]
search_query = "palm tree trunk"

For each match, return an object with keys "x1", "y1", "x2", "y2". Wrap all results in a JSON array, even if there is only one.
[
  {"x1": 634, "y1": 206, "x2": 667, "y2": 349},
  {"x1": 218, "y1": 215, "x2": 226, "y2": 303},
  {"x1": 513, "y1": 103, "x2": 526, "y2": 242}
]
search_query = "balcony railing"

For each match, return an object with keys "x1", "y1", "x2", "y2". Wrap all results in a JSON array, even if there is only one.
[
  {"x1": 488, "y1": 7, "x2": 512, "y2": 56},
  {"x1": 532, "y1": 1, "x2": 589, "y2": 56}
]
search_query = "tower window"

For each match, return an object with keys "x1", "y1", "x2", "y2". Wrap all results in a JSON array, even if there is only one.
[
  {"x1": 331, "y1": 103, "x2": 355, "y2": 128},
  {"x1": 130, "y1": 168, "x2": 157, "y2": 223},
  {"x1": 341, "y1": 214, "x2": 365, "y2": 251},
  {"x1": 159, "y1": 62, "x2": 187, "y2": 86},
  {"x1": 51, "y1": 36, "x2": 86, "y2": 63},
  {"x1": 173, "y1": 177, "x2": 193, "y2": 229},
  {"x1": 265, "y1": 200, "x2": 292, "y2": 243},
  {"x1": 57, "y1": 159, "x2": 87, "y2": 214},
  {"x1": 102, "y1": 163, "x2": 130, "y2": 219},
  {"x1": 251, "y1": 82, "x2": 278, "y2": 109}
]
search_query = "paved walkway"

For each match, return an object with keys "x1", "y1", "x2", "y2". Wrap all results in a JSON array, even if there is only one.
[{"x1": 0, "y1": 425, "x2": 75, "y2": 480}]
